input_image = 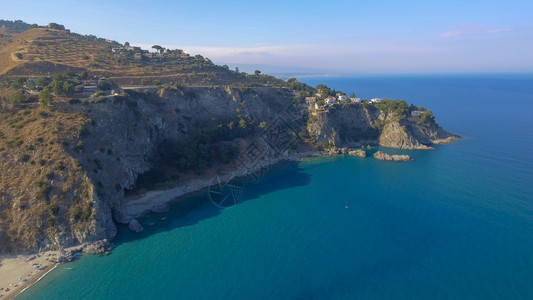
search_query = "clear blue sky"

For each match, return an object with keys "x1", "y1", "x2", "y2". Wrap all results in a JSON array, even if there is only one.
[{"x1": 2, "y1": 0, "x2": 533, "y2": 74}]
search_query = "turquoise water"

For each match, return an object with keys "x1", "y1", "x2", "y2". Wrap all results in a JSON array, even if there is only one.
[{"x1": 20, "y1": 74, "x2": 533, "y2": 299}]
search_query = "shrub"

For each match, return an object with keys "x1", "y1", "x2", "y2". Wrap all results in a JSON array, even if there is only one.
[{"x1": 78, "y1": 127, "x2": 90, "y2": 138}]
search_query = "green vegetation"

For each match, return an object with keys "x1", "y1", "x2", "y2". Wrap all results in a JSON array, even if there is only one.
[
  {"x1": 315, "y1": 84, "x2": 336, "y2": 99},
  {"x1": 38, "y1": 86, "x2": 53, "y2": 106},
  {"x1": 375, "y1": 98, "x2": 408, "y2": 117},
  {"x1": 418, "y1": 110, "x2": 435, "y2": 124}
]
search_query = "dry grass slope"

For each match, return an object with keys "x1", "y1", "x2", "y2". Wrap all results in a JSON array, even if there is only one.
[{"x1": 0, "y1": 106, "x2": 95, "y2": 253}]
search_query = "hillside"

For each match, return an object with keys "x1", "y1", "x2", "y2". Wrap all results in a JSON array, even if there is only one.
[
  {"x1": 0, "y1": 20, "x2": 459, "y2": 254},
  {"x1": 0, "y1": 21, "x2": 286, "y2": 87}
]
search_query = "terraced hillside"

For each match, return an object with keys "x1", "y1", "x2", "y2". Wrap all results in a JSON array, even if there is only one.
[{"x1": 0, "y1": 22, "x2": 286, "y2": 87}]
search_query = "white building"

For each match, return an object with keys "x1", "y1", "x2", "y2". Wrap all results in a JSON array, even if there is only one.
[
  {"x1": 325, "y1": 96, "x2": 336, "y2": 105},
  {"x1": 411, "y1": 110, "x2": 421, "y2": 117},
  {"x1": 338, "y1": 94, "x2": 347, "y2": 101},
  {"x1": 305, "y1": 97, "x2": 317, "y2": 104},
  {"x1": 350, "y1": 97, "x2": 361, "y2": 103},
  {"x1": 370, "y1": 98, "x2": 382, "y2": 103}
]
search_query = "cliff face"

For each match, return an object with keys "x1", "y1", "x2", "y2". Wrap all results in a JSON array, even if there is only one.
[
  {"x1": 378, "y1": 112, "x2": 460, "y2": 149},
  {"x1": 64, "y1": 87, "x2": 306, "y2": 243},
  {"x1": 307, "y1": 103, "x2": 459, "y2": 149},
  {"x1": 307, "y1": 104, "x2": 380, "y2": 147},
  {"x1": 1, "y1": 88, "x2": 459, "y2": 254}
]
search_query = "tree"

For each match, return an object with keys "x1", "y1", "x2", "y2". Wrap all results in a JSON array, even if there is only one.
[
  {"x1": 63, "y1": 82, "x2": 74, "y2": 96},
  {"x1": 259, "y1": 121, "x2": 267, "y2": 129},
  {"x1": 254, "y1": 70, "x2": 261, "y2": 76},
  {"x1": 98, "y1": 80, "x2": 111, "y2": 91},
  {"x1": 152, "y1": 45, "x2": 163, "y2": 54},
  {"x1": 8, "y1": 90, "x2": 26, "y2": 107},
  {"x1": 47, "y1": 23, "x2": 65, "y2": 30},
  {"x1": 39, "y1": 87, "x2": 53, "y2": 107},
  {"x1": 124, "y1": 42, "x2": 130, "y2": 47},
  {"x1": 235, "y1": 67, "x2": 239, "y2": 73},
  {"x1": 51, "y1": 78, "x2": 64, "y2": 95}
]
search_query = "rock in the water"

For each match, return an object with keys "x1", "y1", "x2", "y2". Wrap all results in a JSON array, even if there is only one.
[
  {"x1": 373, "y1": 151, "x2": 412, "y2": 162},
  {"x1": 128, "y1": 219, "x2": 144, "y2": 233},
  {"x1": 151, "y1": 203, "x2": 170, "y2": 213},
  {"x1": 348, "y1": 149, "x2": 367, "y2": 157}
]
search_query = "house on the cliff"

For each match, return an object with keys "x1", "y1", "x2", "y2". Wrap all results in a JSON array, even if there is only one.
[
  {"x1": 325, "y1": 96, "x2": 336, "y2": 105},
  {"x1": 305, "y1": 97, "x2": 317, "y2": 104}
]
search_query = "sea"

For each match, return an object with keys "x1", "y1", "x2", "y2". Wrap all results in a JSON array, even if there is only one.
[{"x1": 19, "y1": 74, "x2": 533, "y2": 299}]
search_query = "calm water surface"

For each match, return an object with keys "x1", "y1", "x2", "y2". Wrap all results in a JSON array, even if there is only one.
[{"x1": 20, "y1": 74, "x2": 533, "y2": 299}]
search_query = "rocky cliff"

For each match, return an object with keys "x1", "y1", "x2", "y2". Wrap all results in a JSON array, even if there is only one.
[
  {"x1": 307, "y1": 101, "x2": 459, "y2": 149},
  {"x1": 0, "y1": 88, "x2": 459, "y2": 254}
]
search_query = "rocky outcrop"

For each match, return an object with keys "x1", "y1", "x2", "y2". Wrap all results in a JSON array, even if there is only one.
[
  {"x1": 378, "y1": 112, "x2": 460, "y2": 150},
  {"x1": 348, "y1": 149, "x2": 367, "y2": 157},
  {"x1": 373, "y1": 151, "x2": 412, "y2": 162},
  {"x1": 307, "y1": 104, "x2": 459, "y2": 150},
  {"x1": 328, "y1": 147, "x2": 367, "y2": 157},
  {"x1": 307, "y1": 105, "x2": 380, "y2": 148},
  {"x1": 151, "y1": 203, "x2": 170, "y2": 214},
  {"x1": 1, "y1": 85, "x2": 459, "y2": 254},
  {"x1": 128, "y1": 219, "x2": 143, "y2": 233}
]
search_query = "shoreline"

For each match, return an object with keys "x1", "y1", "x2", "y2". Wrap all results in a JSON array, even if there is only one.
[
  {"x1": 0, "y1": 252, "x2": 60, "y2": 300},
  {"x1": 1, "y1": 144, "x2": 445, "y2": 298},
  {"x1": 123, "y1": 150, "x2": 325, "y2": 219}
]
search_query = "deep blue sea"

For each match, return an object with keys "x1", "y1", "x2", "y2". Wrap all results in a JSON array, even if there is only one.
[{"x1": 20, "y1": 74, "x2": 533, "y2": 299}]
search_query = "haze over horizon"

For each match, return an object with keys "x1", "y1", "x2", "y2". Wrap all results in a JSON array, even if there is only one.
[{"x1": 2, "y1": 0, "x2": 532, "y2": 74}]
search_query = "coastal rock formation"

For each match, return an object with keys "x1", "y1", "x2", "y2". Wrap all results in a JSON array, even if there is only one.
[
  {"x1": 348, "y1": 149, "x2": 367, "y2": 157},
  {"x1": 306, "y1": 102, "x2": 459, "y2": 150},
  {"x1": 128, "y1": 219, "x2": 143, "y2": 233},
  {"x1": 373, "y1": 151, "x2": 412, "y2": 162},
  {"x1": 307, "y1": 105, "x2": 380, "y2": 148},
  {"x1": 151, "y1": 203, "x2": 170, "y2": 214},
  {"x1": 83, "y1": 239, "x2": 112, "y2": 254},
  {"x1": 0, "y1": 87, "x2": 458, "y2": 254}
]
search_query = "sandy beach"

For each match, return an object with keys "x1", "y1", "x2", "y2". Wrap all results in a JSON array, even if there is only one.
[{"x1": 0, "y1": 251, "x2": 60, "y2": 299}]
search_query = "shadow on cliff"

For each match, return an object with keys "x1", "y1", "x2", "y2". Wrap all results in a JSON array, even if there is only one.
[{"x1": 112, "y1": 161, "x2": 311, "y2": 247}]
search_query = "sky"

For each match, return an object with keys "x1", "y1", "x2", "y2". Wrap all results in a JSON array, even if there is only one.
[{"x1": 2, "y1": 0, "x2": 533, "y2": 74}]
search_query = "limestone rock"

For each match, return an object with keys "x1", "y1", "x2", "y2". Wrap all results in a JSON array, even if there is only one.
[
  {"x1": 83, "y1": 239, "x2": 112, "y2": 254},
  {"x1": 128, "y1": 219, "x2": 144, "y2": 233},
  {"x1": 151, "y1": 203, "x2": 170, "y2": 213},
  {"x1": 348, "y1": 149, "x2": 366, "y2": 157},
  {"x1": 373, "y1": 151, "x2": 412, "y2": 162}
]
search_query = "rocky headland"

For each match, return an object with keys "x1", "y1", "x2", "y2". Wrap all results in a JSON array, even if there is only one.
[{"x1": 0, "y1": 86, "x2": 460, "y2": 255}]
